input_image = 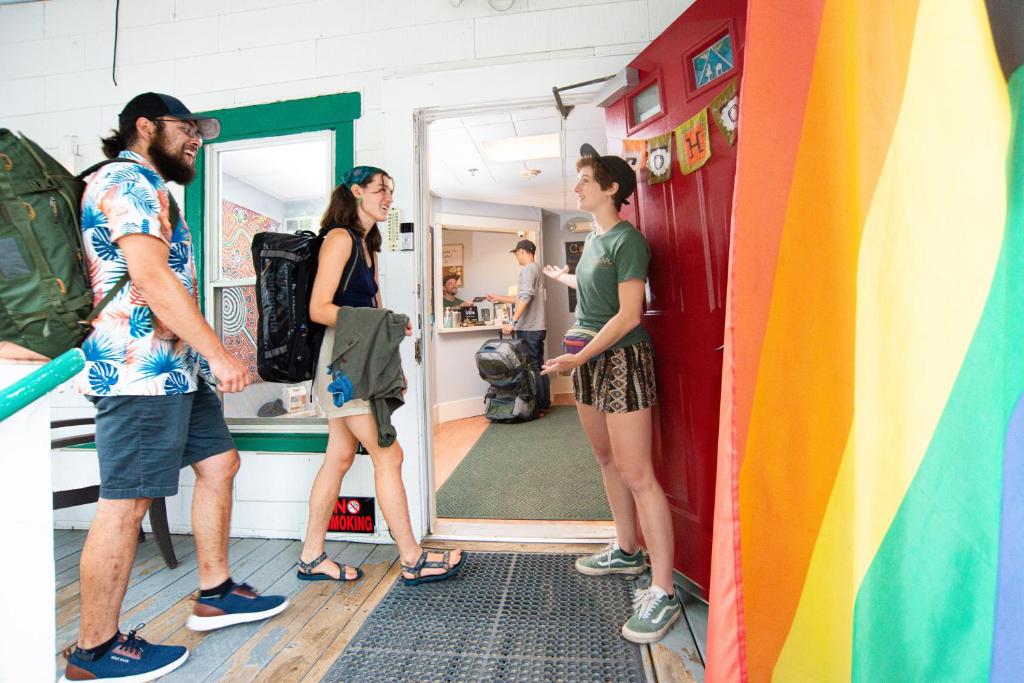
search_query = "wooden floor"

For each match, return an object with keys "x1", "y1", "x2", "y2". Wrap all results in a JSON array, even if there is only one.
[
  {"x1": 53, "y1": 530, "x2": 707, "y2": 682},
  {"x1": 53, "y1": 529, "x2": 400, "y2": 682}
]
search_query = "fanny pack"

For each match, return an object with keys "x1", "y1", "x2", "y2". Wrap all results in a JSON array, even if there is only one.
[{"x1": 562, "y1": 326, "x2": 597, "y2": 355}]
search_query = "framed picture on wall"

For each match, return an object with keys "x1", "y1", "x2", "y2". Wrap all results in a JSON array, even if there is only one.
[{"x1": 441, "y1": 243, "x2": 464, "y2": 286}]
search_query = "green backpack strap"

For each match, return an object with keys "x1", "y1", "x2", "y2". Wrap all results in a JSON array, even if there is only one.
[{"x1": 78, "y1": 160, "x2": 182, "y2": 326}]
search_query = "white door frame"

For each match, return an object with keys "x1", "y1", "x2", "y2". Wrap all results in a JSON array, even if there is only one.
[{"x1": 413, "y1": 95, "x2": 615, "y2": 544}]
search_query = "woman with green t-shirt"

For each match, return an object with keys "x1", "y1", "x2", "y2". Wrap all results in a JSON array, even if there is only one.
[{"x1": 542, "y1": 144, "x2": 681, "y2": 644}]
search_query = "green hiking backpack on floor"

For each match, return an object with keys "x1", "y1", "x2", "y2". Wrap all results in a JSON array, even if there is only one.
[{"x1": 0, "y1": 129, "x2": 177, "y2": 359}]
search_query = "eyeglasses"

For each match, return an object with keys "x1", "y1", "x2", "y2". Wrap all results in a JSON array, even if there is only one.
[{"x1": 151, "y1": 117, "x2": 201, "y2": 140}]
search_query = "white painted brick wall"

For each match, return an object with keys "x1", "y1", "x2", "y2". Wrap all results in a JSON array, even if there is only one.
[{"x1": 3, "y1": 0, "x2": 697, "y2": 537}]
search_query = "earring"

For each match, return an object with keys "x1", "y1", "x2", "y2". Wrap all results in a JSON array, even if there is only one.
[{"x1": 356, "y1": 197, "x2": 362, "y2": 205}]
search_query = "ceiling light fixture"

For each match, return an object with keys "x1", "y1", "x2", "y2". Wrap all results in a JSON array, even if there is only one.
[
  {"x1": 482, "y1": 133, "x2": 560, "y2": 163},
  {"x1": 520, "y1": 168, "x2": 541, "y2": 178}
]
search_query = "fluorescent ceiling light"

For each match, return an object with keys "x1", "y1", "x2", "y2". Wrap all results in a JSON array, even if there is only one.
[{"x1": 481, "y1": 133, "x2": 560, "y2": 163}]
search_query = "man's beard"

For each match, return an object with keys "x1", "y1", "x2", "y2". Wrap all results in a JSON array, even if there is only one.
[{"x1": 148, "y1": 129, "x2": 196, "y2": 185}]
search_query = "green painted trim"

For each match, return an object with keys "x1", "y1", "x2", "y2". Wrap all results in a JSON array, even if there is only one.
[
  {"x1": 71, "y1": 432, "x2": 329, "y2": 453},
  {"x1": 0, "y1": 349, "x2": 84, "y2": 422},
  {"x1": 179, "y1": 93, "x2": 359, "y2": 440},
  {"x1": 185, "y1": 92, "x2": 360, "y2": 306}
]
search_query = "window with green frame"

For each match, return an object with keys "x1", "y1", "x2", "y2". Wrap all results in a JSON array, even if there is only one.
[{"x1": 185, "y1": 93, "x2": 360, "y2": 452}]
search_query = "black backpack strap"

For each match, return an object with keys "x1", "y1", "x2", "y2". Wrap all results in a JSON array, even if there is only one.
[
  {"x1": 81, "y1": 273, "x2": 129, "y2": 326},
  {"x1": 339, "y1": 228, "x2": 362, "y2": 294}
]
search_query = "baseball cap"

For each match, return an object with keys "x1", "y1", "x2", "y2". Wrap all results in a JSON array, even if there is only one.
[
  {"x1": 510, "y1": 239, "x2": 536, "y2": 254},
  {"x1": 118, "y1": 92, "x2": 221, "y2": 141},
  {"x1": 579, "y1": 143, "x2": 637, "y2": 205}
]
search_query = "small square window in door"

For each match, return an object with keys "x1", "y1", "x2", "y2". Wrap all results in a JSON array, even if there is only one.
[{"x1": 691, "y1": 33, "x2": 735, "y2": 89}]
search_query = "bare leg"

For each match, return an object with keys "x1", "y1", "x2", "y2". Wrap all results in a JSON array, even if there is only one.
[
  {"x1": 190, "y1": 449, "x2": 239, "y2": 590},
  {"x1": 300, "y1": 417, "x2": 359, "y2": 580},
  {"x1": 343, "y1": 413, "x2": 461, "y2": 578},
  {"x1": 606, "y1": 408, "x2": 675, "y2": 591},
  {"x1": 77, "y1": 498, "x2": 151, "y2": 647},
  {"x1": 576, "y1": 402, "x2": 640, "y2": 553}
]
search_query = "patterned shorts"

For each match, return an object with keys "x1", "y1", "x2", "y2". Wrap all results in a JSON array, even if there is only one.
[{"x1": 572, "y1": 339, "x2": 657, "y2": 413}]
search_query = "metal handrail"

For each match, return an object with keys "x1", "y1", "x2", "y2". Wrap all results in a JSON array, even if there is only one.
[{"x1": 0, "y1": 348, "x2": 85, "y2": 423}]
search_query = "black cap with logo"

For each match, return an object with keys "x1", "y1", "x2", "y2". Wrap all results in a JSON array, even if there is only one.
[
  {"x1": 118, "y1": 92, "x2": 221, "y2": 141},
  {"x1": 510, "y1": 239, "x2": 536, "y2": 254},
  {"x1": 579, "y1": 143, "x2": 637, "y2": 205}
]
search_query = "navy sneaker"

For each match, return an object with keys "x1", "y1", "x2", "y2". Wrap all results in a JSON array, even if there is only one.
[
  {"x1": 186, "y1": 581, "x2": 289, "y2": 631},
  {"x1": 59, "y1": 625, "x2": 188, "y2": 682}
]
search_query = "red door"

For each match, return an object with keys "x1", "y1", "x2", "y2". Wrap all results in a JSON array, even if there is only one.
[{"x1": 604, "y1": 0, "x2": 746, "y2": 595}]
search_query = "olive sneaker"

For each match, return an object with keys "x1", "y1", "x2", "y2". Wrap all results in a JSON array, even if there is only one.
[
  {"x1": 574, "y1": 543, "x2": 646, "y2": 576},
  {"x1": 621, "y1": 586, "x2": 682, "y2": 643}
]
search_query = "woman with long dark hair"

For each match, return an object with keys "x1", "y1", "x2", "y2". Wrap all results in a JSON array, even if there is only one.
[
  {"x1": 542, "y1": 145, "x2": 680, "y2": 644},
  {"x1": 298, "y1": 166, "x2": 463, "y2": 585}
]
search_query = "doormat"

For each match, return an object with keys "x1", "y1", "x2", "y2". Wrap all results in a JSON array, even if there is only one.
[
  {"x1": 435, "y1": 406, "x2": 612, "y2": 520},
  {"x1": 320, "y1": 552, "x2": 645, "y2": 683}
]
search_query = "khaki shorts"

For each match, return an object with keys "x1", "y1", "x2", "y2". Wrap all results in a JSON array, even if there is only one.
[
  {"x1": 572, "y1": 339, "x2": 657, "y2": 413},
  {"x1": 314, "y1": 333, "x2": 371, "y2": 419}
]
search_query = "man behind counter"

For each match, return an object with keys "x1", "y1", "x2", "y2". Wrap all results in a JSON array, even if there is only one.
[{"x1": 442, "y1": 274, "x2": 474, "y2": 309}]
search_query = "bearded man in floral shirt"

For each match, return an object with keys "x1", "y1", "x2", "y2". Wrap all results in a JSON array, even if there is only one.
[{"x1": 63, "y1": 93, "x2": 288, "y2": 683}]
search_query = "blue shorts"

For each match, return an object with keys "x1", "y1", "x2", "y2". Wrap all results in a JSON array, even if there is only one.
[{"x1": 86, "y1": 381, "x2": 236, "y2": 500}]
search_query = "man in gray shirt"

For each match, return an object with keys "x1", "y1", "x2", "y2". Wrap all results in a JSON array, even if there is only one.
[{"x1": 486, "y1": 239, "x2": 550, "y2": 413}]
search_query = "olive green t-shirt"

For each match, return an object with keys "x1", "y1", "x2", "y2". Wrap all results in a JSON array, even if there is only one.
[
  {"x1": 574, "y1": 221, "x2": 650, "y2": 350},
  {"x1": 442, "y1": 296, "x2": 465, "y2": 309}
]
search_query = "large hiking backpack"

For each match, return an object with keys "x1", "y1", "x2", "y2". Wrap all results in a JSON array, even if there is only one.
[
  {"x1": 0, "y1": 129, "x2": 178, "y2": 359},
  {"x1": 475, "y1": 337, "x2": 540, "y2": 423},
  {"x1": 251, "y1": 228, "x2": 360, "y2": 383}
]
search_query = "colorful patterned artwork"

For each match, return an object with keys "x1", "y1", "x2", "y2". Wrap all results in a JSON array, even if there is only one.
[
  {"x1": 693, "y1": 33, "x2": 734, "y2": 89},
  {"x1": 220, "y1": 285, "x2": 261, "y2": 385},
  {"x1": 221, "y1": 200, "x2": 279, "y2": 280}
]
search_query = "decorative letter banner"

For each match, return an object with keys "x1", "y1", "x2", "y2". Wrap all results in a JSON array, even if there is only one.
[
  {"x1": 709, "y1": 78, "x2": 739, "y2": 145},
  {"x1": 621, "y1": 138, "x2": 648, "y2": 172},
  {"x1": 646, "y1": 133, "x2": 673, "y2": 184},
  {"x1": 675, "y1": 109, "x2": 712, "y2": 175}
]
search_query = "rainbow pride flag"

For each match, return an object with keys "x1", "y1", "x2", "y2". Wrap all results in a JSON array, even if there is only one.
[{"x1": 707, "y1": 1, "x2": 1023, "y2": 680}]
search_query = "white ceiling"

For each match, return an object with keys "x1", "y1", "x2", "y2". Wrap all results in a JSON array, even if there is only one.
[
  {"x1": 429, "y1": 103, "x2": 609, "y2": 212},
  {"x1": 220, "y1": 139, "x2": 330, "y2": 203}
]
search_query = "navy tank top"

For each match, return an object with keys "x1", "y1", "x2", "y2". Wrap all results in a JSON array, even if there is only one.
[{"x1": 330, "y1": 228, "x2": 378, "y2": 309}]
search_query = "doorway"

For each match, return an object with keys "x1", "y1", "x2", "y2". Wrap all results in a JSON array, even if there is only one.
[{"x1": 415, "y1": 99, "x2": 616, "y2": 542}]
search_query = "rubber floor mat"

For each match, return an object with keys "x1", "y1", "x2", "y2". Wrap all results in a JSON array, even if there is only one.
[{"x1": 320, "y1": 552, "x2": 646, "y2": 683}]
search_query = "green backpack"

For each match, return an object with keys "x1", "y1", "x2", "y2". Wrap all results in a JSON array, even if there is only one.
[{"x1": 0, "y1": 129, "x2": 177, "y2": 359}]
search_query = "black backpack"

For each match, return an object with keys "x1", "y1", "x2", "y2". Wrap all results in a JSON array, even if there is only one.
[
  {"x1": 251, "y1": 228, "x2": 358, "y2": 383},
  {"x1": 475, "y1": 337, "x2": 540, "y2": 423},
  {"x1": 0, "y1": 129, "x2": 179, "y2": 359}
]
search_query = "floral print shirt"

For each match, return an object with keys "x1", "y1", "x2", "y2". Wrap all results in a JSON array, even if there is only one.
[{"x1": 77, "y1": 150, "x2": 208, "y2": 396}]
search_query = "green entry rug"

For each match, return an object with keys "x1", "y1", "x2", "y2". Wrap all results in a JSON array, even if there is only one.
[{"x1": 436, "y1": 406, "x2": 612, "y2": 520}]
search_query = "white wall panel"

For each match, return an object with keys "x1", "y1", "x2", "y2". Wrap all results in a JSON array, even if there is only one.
[
  {"x1": 84, "y1": 18, "x2": 220, "y2": 70},
  {"x1": 0, "y1": 35, "x2": 85, "y2": 82},
  {"x1": 0, "y1": 76, "x2": 47, "y2": 118},
  {"x1": 0, "y1": 1, "x2": 44, "y2": 43},
  {"x1": 173, "y1": 0, "x2": 312, "y2": 21},
  {"x1": 175, "y1": 40, "x2": 316, "y2": 94},
  {"x1": 43, "y1": 0, "x2": 112, "y2": 38},
  {"x1": 119, "y1": 0, "x2": 177, "y2": 27},
  {"x1": 474, "y1": 1, "x2": 648, "y2": 59}
]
